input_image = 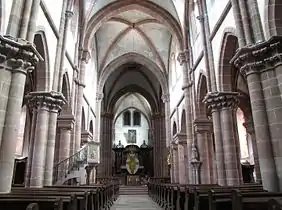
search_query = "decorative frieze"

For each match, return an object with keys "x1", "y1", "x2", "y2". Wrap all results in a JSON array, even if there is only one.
[
  {"x1": 177, "y1": 50, "x2": 189, "y2": 65},
  {"x1": 26, "y1": 91, "x2": 66, "y2": 112},
  {"x1": 231, "y1": 36, "x2": 282, "y2": 76},
  {"x1": 203, "y1": 91, "x2": 239, "y2": 110}
]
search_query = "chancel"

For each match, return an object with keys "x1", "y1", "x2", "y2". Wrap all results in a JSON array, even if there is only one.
[{"x1": 1, "y1": 0, "x2": 282, "y2": 209}]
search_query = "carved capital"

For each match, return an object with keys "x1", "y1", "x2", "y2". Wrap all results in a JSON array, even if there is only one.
[
  {"x1": 57, "y1": 114, "x2": 75, "y2": 130},
  {"x1": 79, "y1": 49, "x2": 90, "y2": 63},
  {"x1": 231, "y1": 36, "x2": 282, "y2": 77},
  {"x1": 0, "y1": 35, "x2": 42, "y2": 73},
  {"x1": 203, "y1": 91, "x2": 239, "y2": 110},
  {"x1": 194, "y1": 118, "x2": 213, "y2": 133},
  {"x1": 172, "y1": 133, "x2": 187, "y2": 145},
  {"x1": 26, "y1": 91, "x2": 66, "y2": 113},
  {"x1": 81, "y1": 130, "x2": 93, "y2": 143},
  {"x1": 182, "y1": 80, "x2": 194, "y2": 90},
  {"x1": 65, "y1": 10, "x2": 74, "y2": 18},
  {"x1": 243, "y1": 120, "x2": 254, "y2": 134},
  {"x1": 161, "y1": 93, "x2": 170, "y2": 103},
  {"x1": 101, "y1": 112, "x2": 113, "y2": 119},
  {"x1": 177, "y1": 50, "x2": 189, "y2": 65},
  {"x1": 96, "y1": 92, "x2": 104, "y2": 101}
]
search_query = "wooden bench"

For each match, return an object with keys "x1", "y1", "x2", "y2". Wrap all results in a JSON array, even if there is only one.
[{"x1": 0, "y1": 184, "x2": 119, "y2": 210}]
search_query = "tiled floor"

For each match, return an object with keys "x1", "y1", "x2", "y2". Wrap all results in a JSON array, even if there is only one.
[{"x1": 110, "y1": 195, "x2": 162, "y2": 210}]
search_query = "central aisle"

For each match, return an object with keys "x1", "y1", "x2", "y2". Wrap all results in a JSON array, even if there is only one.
[{"x1": 110, "y1": 195, "x2": 162, "y2": 210}]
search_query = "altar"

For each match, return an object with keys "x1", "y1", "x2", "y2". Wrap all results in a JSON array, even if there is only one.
[{"x1": 126, "y1": 175, "x2": 140, "y2": 185}]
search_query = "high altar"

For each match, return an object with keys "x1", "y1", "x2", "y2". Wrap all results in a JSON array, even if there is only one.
[{"x1": 112, "y1": 143, "x2": 153, "y2": 185}]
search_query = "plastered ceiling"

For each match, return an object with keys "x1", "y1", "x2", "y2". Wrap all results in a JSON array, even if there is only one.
[{"x1": 87, "y1": 0, "x2": 184, "y2": 73}]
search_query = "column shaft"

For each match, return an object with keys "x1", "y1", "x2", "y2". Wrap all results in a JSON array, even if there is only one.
[
  {"x1": 29, "y1": 108, "x2": 49, "y2": 187},
  {"x1": 238, "y1": 0, "x2": 253, "y2": 45},
  {"x1": 246, "y1": 73, "x2": 278, "y2": 191},
  {"x1": 221, "y1": 107, "x2": 240, "y2": 185},
  {"x1": 44, "y1": 111, "x2": 59, "y2": 186}
]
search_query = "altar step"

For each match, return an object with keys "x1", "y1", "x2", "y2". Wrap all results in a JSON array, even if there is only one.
[{"x1": 119, "y1": 185, "x2": 148, "y2": 195}]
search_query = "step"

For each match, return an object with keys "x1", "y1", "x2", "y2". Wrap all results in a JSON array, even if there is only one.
[{"x1": 119, "y1": 185, "x2": 148, "y2": 195}]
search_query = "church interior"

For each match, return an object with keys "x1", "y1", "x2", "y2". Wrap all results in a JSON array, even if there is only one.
[{"x1": 1, "y1": 0, "x2": 282, "y2": 209}]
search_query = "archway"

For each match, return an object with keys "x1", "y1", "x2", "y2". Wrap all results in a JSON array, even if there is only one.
[{"x1": 265, "y1": 0, "x2": 282, "y2": 37}]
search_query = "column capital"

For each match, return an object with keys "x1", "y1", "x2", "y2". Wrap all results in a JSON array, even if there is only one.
[
  {"x1": 172, "y1": 133, "x2": 187, "y2": 145},
  {"x1": 79, "y1": 49, "x2": 90, "y2": 63},
  {"x1": 96, "y1": 92, "x2": 104, "y2": 101},
  {"x1": 161, "y1": 93, "x2": 170, "y2": 103},
  {"x1": 81, "y1": 130, "x2": 93, "y2": 144},
  {"x1": 0, "y1": 35, "x2": 43, "y2": 73},
  {"x1": 177, "y1": 50, "x2": 189, "y2": 65},
  {"x1": 203, "y1": 91, "x2": 239, "y2": 110},
  {"x1": 65, "y1": 10, "x2": 74, "y2": 18},
  {"x1": 231, "y1": 36, "x2": 282, "y2": 77},
  {"x1": 26, "y1": 91, "x2": 66, "y2": 113},
  {"x1": 193, "y1": 118, "x2": 213, "y2": 133},
  {"x1": 152, "y1": 112, "x2": 164, "y2": 120},
  {"x1": 74, "y1": 78, "x2": 86, "y2": 87},
  {"x1": 57, "y1": 114, "x2": 75, "y2": 130},
  {"x1": 182, "y1": 80, "x2": 194, "y2": 90},
  {"x1": 243, "y1": 119, "x2": 254, "y2": 134},
  {"x1": 101, "y1": 112, "x2": 114, "y2": 119}
]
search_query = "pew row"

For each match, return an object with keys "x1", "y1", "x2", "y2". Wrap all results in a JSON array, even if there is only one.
[
  {"x1": 0, "y1": 184, "x2": 119, "y2": 210},
  {"x1": 148, "y1": 182, "x2": 282, "y2": 210}
]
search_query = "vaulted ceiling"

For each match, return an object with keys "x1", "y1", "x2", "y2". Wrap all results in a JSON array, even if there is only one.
[{"x1": 85, "y1": 0, "x2": 184, "y2": 74}]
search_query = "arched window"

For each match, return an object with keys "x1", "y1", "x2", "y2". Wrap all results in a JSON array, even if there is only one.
[
  {"x1": 133, "y1": 111, "x2": 141, "y2": 126},
  {"x1": 123, "y1": 111, "x2": 131, "y2": 126},
  {"x1": 172, "y1": 122, "x2": 177, "y2": 136},
  {"x1": 89, "y1": 120, "x2": 94, "y2": 134}
]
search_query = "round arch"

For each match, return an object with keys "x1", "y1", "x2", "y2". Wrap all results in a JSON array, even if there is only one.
[
  {"x1": 83, "y1": 0, "x2": 183, "y2": 51},
  {"x1": 98, "y1": 53, "x2": 169, "y2": 96}
]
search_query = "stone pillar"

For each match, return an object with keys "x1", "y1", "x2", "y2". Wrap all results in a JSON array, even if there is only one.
[
  {"x1": 243, "y1": 120, "x2": 262, "y2": 183},
  {"x1": 173, "y1": 133, "x2": 188, "y2": 184},
  {"x1": 99, "y1": 113, "x2": 113, "y2": 177},
  {"x1": 204, "y1": 92, "x2": 241, "y2": 186},
  {"x1": 205, "y1": 92, "x2": 241, "y2": 185},
  {"x1": 26, "y1": 92, "x2": 65, "y2": 187},
  {"x1": 57, "y1": 114, "x2": 75, "y2": 163},
  {"x1": 94, "y1": 93, "x2": 103, "y2": 142},
  {"x1": 171, "y1": 141, "x2": 179, "y2": 183},
  {"x1": 74, "y1": 50, "x2": 90, "y2": 151},
  {"x1": 0, "y1": 36, "x2": 41, "y2": 193},
  {"x1": 162, "y1": 94, "x2": 170, "y2": 176},
  {"x1": 232, "y1": 38, "x2": 281, "y2": 191},
  {"x1": 194, "y1": 118, "x2": 215, "y2": 184},
  {"x1": 177, "y1": 51, "x2": 194, "y2": 183},
  {"x1": 152, "y1": 113, "x2": 162, "y2": 177}
]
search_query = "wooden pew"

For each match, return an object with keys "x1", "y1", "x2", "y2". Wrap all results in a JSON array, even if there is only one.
[{"x1": 0, "y1": 183, "x2": 118, "y2": 210}]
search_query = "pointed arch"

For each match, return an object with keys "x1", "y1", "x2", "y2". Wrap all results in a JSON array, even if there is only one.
[
  {"x1": 172, "y1": 121, "x2": 177, "y2": 136},
  {"x1": 218, "y1": 29, "x2": 238, "y2": 92},
  {"x1": 265, "y1": 0, "x2": 282, "y2": 37},
  {"x1": 89, "y1": 120, "x2": 94, "y2": 134},
  {"x1": 61, "y1": 72, "x2": 71, "y2": 104},
  {"x1": 180, "y1": 109, "x2": 186, "y2": 133},
  {"x1": 81, "y1": 107, "x2": 86, "y2": 131},
  {"x1": 197, "y1": 73, "x2": 208, "y2": 118},
  {"x1": 34, "y1": 31, "x2": 50, "y2": 91}
]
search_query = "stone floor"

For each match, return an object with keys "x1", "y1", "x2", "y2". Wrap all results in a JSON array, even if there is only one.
[{"x1": 110, "y1": 195, "x2": 162, "y2": 210}]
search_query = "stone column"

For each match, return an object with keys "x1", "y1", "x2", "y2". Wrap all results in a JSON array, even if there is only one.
[
  {"x1": 174, "y1": 133, "x2": 188, "y2": 184},
  {"x1": 194, "y1": 118, "x2": 215, "y2": 184},
  {"x1": 57, "y1": 114, "x2": 75, "y2": 163},
  {"x1": 171, "y1": 141, "x2": 179, "y2": 183},
  {"x1": 152, "y1": 113, "x2": 161, "y2": 177},
  {"x1": 25, "y1": 92, "x2": 65, "y2": 187},
  {"x1": 0, "y1": 36, "x2": 41, "y2": 193},
  {"x1": 94, "y1": 93, "x2": 103, "y2": 142},
  {"x1": 204, "y1": 92, "x2": 241, "y2": 186},
  {"x1": 74, "y1": 50, "x2": 90, "y2": 151},
  {"x1": 177, "y1": 51, "x2": 193, "y2": 183},
  {"x1": 232, "y1": 39, "x2": 280, "y2": 191},
  {"x1": 99, "y1": 113, "x2": 113, "y2": 177},
  {"x1": 162, "y1": 94, "x2": 170, "y2": 176},
  {"x1": 243, "y1": 120, "x2": 262, "y2": 183}
]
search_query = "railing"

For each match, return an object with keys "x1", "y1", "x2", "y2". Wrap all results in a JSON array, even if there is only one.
[
  {"x1": 149, "y1": 177, "x2": 171, "y2": 184},
  {"x1": 53, "y1": 145, "x2": 88, "y2": 184}
]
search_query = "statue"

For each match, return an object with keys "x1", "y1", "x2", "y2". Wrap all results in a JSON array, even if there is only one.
[
  {"x1": 191, "y1": 145, "x2": 199, "y2": 162},
  {"x1": 116, "y1": 140, "x2": 124, "y2": 148},
  {"x1": 140, "y1": 140, "x2": 148, "y2": 148}
]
